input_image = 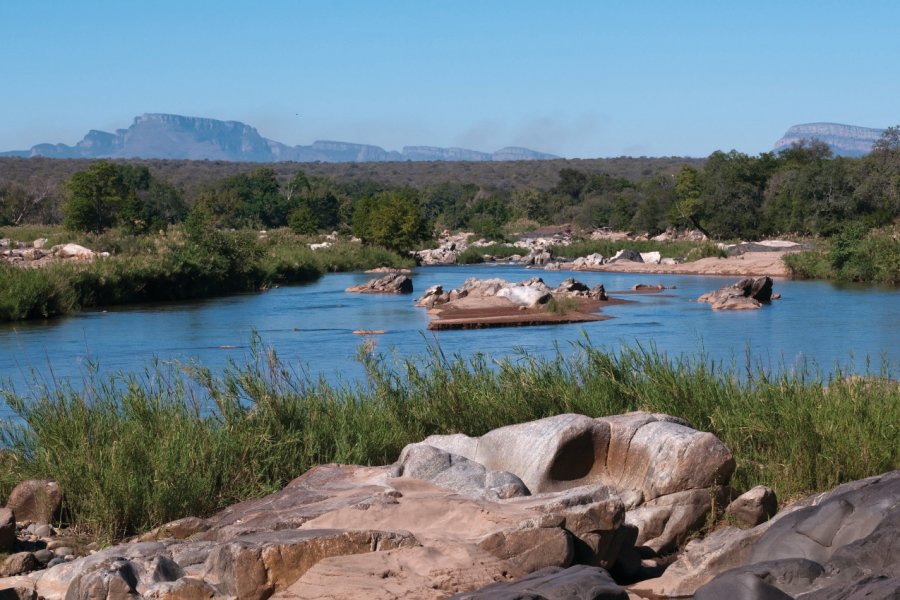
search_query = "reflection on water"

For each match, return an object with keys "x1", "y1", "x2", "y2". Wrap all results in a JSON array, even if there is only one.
[{"x1": 1, "y1": 265, "x2": 898, "y2": 415}]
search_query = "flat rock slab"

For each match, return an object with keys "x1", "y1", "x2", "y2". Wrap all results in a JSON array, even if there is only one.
[{"x1": 427, "y1": 296, "x2": 619, "y2": 330}]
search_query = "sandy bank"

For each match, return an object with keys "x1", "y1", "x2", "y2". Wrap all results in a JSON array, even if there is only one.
[{"x1": 564, "y1": 250, "x2": 796, "y2": 278}]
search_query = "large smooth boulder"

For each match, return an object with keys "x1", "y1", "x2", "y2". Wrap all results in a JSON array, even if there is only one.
[
  {"x1": 662, "y1": 470, "x2": 900, "y2": 599},
  {"x1": 6, "y1": 480, "x2": 62, "y2": 525},
  {"x1": 397, "y1": 413, "x2": 735, "y2": 556}
]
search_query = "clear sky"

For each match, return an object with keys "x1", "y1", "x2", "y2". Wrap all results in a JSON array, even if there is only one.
[{"x1": 2, "y1": 0, "x2": 898, "y2": 158}]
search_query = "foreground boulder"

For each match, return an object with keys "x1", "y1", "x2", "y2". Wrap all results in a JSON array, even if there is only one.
[
  {"x1": 396, "y1": 412, "x2": 735, "y2": 560},
  {"x1": 698, "y1": 276, "x2": 773, "y2": 310},
  {"x1": 345, "y1": 273, "x2": 413, "y2": 294},
  {"x1": 633, "y1": 469, "x2": 900, "y2": 599}
]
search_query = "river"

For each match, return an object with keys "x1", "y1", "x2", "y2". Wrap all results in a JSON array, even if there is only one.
[{"x1": 1, "y1": 265, "x2": 898, "y2": 417}]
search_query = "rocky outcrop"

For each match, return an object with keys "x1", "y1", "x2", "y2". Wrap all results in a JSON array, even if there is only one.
[
  {"x1": 634, "y1": 470, "x2": 900, "y2": 599},
  {"x1": 396, "y1": 412, "x2": 735, "y2": 559},
  {"x1": 345, "y1": 273, "x2": 413, "y2": 294},
  {"x1": 698, "y1": 276, "x2": 774, "y2": 310}
]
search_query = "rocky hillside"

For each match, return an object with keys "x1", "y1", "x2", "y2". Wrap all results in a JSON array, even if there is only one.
[
  {"x1": 0, "y1": 114, "x2": 559, "y2": 163},
  {"x1": 773, "y1": 122, "x2": 885, "y2": 157}
]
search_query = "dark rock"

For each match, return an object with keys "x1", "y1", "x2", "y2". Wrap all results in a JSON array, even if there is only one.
[
  {"x1": 450, "y1": 564, "x2": 628, "y2": 599},
  {"x1": 0, "y1": 509, "x2": 14, "y2": 553}
]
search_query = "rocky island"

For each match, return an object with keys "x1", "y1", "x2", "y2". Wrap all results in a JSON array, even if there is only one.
[{"x1": 416, "y1": 276, "x2": 626, "y2": 330}]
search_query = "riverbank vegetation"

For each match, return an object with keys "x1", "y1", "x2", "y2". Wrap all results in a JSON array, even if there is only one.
[
  {"x1": 784, "y1": 223, "x2": 900, "y2": 284},
  {"x1": 0, "y1": 224, "x2": 411, "y2": 321},
  {"x1": 0, "y1": 341, "x2": 896, "y2": 540}
]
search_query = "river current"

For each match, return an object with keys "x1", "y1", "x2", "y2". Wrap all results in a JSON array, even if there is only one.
[{"x1": 1, "y1": 265, "x2": 898, "y2": 417}]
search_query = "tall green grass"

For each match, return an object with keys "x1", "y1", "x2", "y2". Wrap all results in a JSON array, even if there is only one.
[{"x1": 1, "y1": 340, "x2": 896, "y2": 540}]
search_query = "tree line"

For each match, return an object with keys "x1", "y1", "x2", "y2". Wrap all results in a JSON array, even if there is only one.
[{"x1": 2, "y1": 128, "x2": 898, "y2": 246}]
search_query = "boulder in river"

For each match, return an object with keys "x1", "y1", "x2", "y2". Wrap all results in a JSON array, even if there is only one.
[
  {"x1": 345, "y1": 273, "x2": 413, "y2": 294},
  {"x1": 698, "y1": 276, "x2": 773, "y2": 310}
]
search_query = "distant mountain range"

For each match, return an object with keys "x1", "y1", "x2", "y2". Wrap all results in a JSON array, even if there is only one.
[
  {"x1": 0, "y1": 114, "x2": 560, "y2": 163},
  {"x1": 773, "y1": 123, "x2": 885, "y2": 157}
]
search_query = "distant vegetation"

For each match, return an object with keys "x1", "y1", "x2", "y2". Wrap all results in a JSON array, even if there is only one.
[{"x1": 1, "y1": 126, "x2": 898, "y2": 284}]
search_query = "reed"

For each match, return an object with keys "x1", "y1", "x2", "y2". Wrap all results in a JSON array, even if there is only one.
[{"x1": 1, "y1": 340, "x2": 896, "y2": 540}]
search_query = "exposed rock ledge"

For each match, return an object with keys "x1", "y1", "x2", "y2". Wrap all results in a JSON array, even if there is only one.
[{"x1": 1, "y1": 415, "x2": 895, "y2": 599}]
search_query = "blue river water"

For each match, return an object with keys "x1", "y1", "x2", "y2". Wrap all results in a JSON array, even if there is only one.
[{"x1": 0, "y1": 265, "x2": 898, "y2": 418}]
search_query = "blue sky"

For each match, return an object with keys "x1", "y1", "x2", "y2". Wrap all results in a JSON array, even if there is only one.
[{"x1": 2, "y1": 0, "x2": 898, "y2": 158}]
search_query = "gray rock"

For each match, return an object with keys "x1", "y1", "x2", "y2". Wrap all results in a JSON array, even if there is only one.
[
  {"x1": 32, "y1": 525, "x2": 51, "y2": 538},
  {"x1": 393, "y1": 444, "x2": 530, "y2": 500},
  {"x1": 692, "y1": 470, "x2": 900, "y2": 599},
  {"x1": 727, "y1": 485, "x2": 778, "y2": 528},
  {"x1": 451, "y1": 565, "x2": 628, "y2": 599},
  {"x1": 32, "y1": 550, "x2": 54, "y2": 565}
]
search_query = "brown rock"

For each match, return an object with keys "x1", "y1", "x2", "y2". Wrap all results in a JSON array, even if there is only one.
[
  {"x1": 0, "y1": 553, "x2": 39, "y2": 578},
  {"x1": 726, "y1": 485, "x2": 778, "y2": 528},
  {"x1": 6, "y1": 480, "x2": 61, "y2": 524}
]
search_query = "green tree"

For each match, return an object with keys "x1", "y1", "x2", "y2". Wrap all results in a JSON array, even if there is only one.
[
  {"x1": 352, "y1": 190, "x2": 430, "y2": 252},
  {"x1": 63, "y1": 161, "x2": 133, "y2": 233}
]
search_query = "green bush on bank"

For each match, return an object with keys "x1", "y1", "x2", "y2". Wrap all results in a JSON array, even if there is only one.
[
  {"x1": 0, "y1": 227, "x2": 412, "y2": 322},
  {"x1": 1, "y1": 341, "x2": 896, "y2": 540},
  {"x1": 785, "y1": 225, "x2": 900, "y2": 284}
]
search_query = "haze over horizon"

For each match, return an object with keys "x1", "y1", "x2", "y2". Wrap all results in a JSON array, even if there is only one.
[{"x1": 2, "y1": 1, "x2": 899, "y2": 159}]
